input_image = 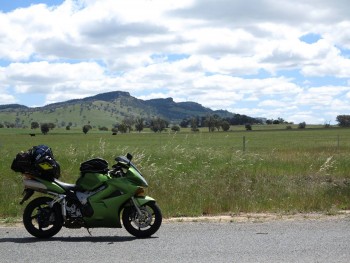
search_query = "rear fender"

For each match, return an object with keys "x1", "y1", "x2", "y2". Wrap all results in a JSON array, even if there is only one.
[{"x1": 23, "y1": 178, "x2": 65, "y2": 194}]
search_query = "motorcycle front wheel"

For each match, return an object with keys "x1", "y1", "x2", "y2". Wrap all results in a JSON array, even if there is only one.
[
  {"x1": 23, "y1": 196, "x2": 63, "y2": 238},
  {"x1": 122, "y1": 202, "x2": 162, "y2": 238}
]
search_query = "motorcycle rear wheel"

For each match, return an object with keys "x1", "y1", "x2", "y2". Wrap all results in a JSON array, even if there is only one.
[
  {"x1": 23, "y1": 196, "x2": 63, "y2": 238},
  {"x1": 122, "y1": 202, "x2": 162, "y2": 238}
]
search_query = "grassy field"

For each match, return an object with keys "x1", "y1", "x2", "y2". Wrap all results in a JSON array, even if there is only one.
[{"x1": 1, "y1": 125, "x2": 350, "y2": 220}]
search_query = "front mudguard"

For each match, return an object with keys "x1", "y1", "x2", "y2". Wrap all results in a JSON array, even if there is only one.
[
  {"x1": 134, "y1": 196, "x2": 156, "y2": 206},
  {"x1": 121, "y1": 196, "x2": 156, "y2": 213}
]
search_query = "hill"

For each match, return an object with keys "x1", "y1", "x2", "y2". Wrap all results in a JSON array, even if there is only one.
[{"x1": 0, "y1": 91, "x2": 239, "y2": 128}]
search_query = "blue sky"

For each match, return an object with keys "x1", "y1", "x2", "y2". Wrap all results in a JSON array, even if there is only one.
[
  {"x1": 0, "y1": 0, "x2": 64, "y2": 12},
  {"x1": 1, "y1": 0, "x2": 350, "y2": 124}
]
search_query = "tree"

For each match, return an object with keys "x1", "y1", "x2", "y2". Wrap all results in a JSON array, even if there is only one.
[
  {"x1": 48, "y1": 123, "x2": 56, "y2": 130},
  {"x1": 245, "y1": 124, "x2": 252, "y2": 131},
  {"x1": 122, "y1": 117, "x2": 134, "y2": 133},
  {"x1": 150, "y1": 117, "x2": 168, "y2": 133},
  {"x1": 83, "y1": 124, "x2": 92, "y2": 134},
  {"x1": 298, "y1": 122, "x2": 306, "y2": 129},
  {"x1": 190, "y1": 117, "x2": 199, "y2": 132},
  {"x1": 336, "y1": 115, "x2": 350, "y2": 127},
  {"x1": 221, "y1": 121, "x2": 230, "y2": 131},
  {"x1": 31, "y1": 122, "x2": 39, "y2": 129},
  {"x1": 171, "y1": 125, "x2": 180, "y2": 132},
  {"x1": 204, "y1": 115, "x2": 221, "y2": 132},
  {"x1": 135, "y1": 118, "x2": 144, "y2": 132},
  {"x1": 118, "y1": 123, "x2": 128, "y2": 133},
  {"x1": 41, "y1": 123, "x2": 50, "y2": 135},
  {"x1": 180, "y1": 118, "x2": 190, "y2": 128},
  {"x1": 277, "y1": 117, "x2": 285, "y2": 124},
  {"x1": 204, "y1": 115, "x2": 215, "y2": 132}
]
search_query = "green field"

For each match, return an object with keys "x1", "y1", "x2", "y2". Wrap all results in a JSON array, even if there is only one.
[{"x1": 1, "y1": 126, "x2": 350, "y2": 220}]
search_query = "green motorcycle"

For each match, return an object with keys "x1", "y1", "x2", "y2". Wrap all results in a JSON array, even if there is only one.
[{"x1": 12, "y1": 147, "x2": 162, "y2": 239}]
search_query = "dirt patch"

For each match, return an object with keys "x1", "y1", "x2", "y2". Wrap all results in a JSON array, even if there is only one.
[{"x1": 164, "y1": 210, "x2": 350, "y2": 223}]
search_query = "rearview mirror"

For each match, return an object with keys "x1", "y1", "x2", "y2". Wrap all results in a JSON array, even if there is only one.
[{"x1": 126, "y1": 153, "x2": 133, "y2": 161}]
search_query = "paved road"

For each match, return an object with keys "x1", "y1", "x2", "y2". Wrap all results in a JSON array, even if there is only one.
[{"x1": 1, "y1": 218, "x2": 350, "y2": 263}]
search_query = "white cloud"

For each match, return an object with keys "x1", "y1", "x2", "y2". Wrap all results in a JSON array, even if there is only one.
[
  {"x1": 4, "y1": 61, "x2": 105, "y2": 92},
  {"x1": 0, "y1": 93, "x2": 17, "y2": 104},
  {"x1": 0, "y1": 0, "x2": 350, "y2": 124},
  {"x1": 258, "y1": 100, "x2": 288, "y2": 108}
]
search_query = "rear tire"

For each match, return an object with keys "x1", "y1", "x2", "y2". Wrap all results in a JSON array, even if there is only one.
[
  {"x1": 122, "y1": 202, "x2": 162, "y2": 238},
  {"x1": 23, "y1": 197, "x2": 63, "y2": 238}
]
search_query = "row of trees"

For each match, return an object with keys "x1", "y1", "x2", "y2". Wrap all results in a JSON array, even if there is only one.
[{"x1": 2, "y1": 114, "x2": 350, "y2": 134}]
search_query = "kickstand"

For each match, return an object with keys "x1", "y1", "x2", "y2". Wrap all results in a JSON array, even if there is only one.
[{"x1": 86, "y1": 228, "x2": 92, "y2": 236}]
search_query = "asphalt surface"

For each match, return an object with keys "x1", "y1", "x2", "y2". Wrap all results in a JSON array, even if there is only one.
[{"x1": 1, "y1": 218, "x2": 350, "y2": 263}]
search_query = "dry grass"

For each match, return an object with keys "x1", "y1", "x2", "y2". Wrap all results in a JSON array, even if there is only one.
[{"x1": 1, "y1": 127, "x2": 350, "y2": 219}]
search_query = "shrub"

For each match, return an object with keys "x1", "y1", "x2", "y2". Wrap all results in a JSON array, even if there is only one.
[
  {"x1": 171, "y1": 125, "x2": 180, "y2": 132},
  {"x1": 298, "y1": 122, "x2": 306, "y2": 129},
  {"x1": 99, "y1": 126, "x2": 109, "y2": 131},
  {"x1": 83, "y1": 125, "x2": 92, "y2": 134}
]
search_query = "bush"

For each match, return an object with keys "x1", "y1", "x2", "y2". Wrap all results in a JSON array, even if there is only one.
[
  {"x1": 99, "y1": 126, "x2": 109, "y2": 131},
  {"x1": 83, "y1": 125, "x2": 92, "y2": 134},
  {"x1": 298, "y1": 122, "x2": 306, "y2": 129},
  {"x1": 221, "y1": 121, "x2": 230, "y2": 131},
  {"x1": 171, "y1": 125, "x2": 180, "y2": 132}
]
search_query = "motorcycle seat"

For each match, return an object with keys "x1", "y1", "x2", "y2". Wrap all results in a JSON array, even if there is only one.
[{"x1": 54, "y1": 179, "x2": 77, "y2": 191}]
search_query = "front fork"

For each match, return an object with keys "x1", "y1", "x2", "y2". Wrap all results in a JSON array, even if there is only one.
[
  {"x1": 130, "y1": 195, "x2": 156, "y2": 213},
  {"x1": 131, "y1": 197, "x2": 143, "y2": 215}
]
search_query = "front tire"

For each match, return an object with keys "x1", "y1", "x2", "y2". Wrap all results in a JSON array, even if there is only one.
[
  {"x1": 23, "y1": 196, "x2": 63, "y2": 238},
  {"x1": 122, "y1": 202, "x2": 162, "y2": 238}
]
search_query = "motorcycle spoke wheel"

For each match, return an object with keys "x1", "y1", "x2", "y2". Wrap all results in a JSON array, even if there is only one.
[
  {"x1": 23, "y1": 197, "x2": 63, "y2": 238},
  {"x1": 122, "y1": 202, "x2": 162, "y2": 238}
]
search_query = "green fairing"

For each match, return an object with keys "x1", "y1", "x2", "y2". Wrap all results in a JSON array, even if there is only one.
[
  {"x1": 84, "y1": 177, "x2": 144, "y2": 228},
  {"x1": 126, "y1": 167, "x2": 148, "y2": 187},
  {"x1": 35, "y1": 178, "x2": 65, "y2": 194},
  {"x1": 76, "y1": 173, "x2": 110, "y2": 190}
]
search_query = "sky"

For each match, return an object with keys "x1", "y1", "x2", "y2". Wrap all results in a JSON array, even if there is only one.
[{"x1": 1, "y1": 0, "x2": 350, "y2": 124}]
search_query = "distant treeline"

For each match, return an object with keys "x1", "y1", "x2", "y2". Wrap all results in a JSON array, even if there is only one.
[{"x1": 179, "y1": 114, "x2": 264, "y2": 128}]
